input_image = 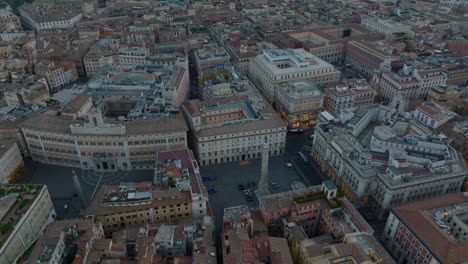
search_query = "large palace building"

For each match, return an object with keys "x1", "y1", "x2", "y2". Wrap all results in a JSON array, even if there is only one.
[{"x1": 20, "y1": 109, "x2": 188, "y2": 171}]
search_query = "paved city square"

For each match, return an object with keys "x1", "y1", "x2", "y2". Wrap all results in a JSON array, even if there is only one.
[{"x1": 17, "y1": 134, "x2": 325, "y2": 229}]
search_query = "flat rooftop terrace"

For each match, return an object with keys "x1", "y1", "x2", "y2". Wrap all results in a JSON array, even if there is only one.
[{"x1": 0, "y1": 184, "x2": 44, "y2": 247}]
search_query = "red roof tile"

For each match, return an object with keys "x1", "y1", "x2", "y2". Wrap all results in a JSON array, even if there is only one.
[
  {"x1": 418, "y1": 104, "x2": 438, "y2": 117},
  {"x1": 393, "y1": 193, "x2": 468, "y2": 264}
]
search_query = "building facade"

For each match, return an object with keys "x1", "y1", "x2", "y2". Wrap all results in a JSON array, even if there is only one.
[
  {"x1": 61, "y1": 94, "x2": 93, "y2": 119},
  {"x1": 345, "y1": 40, "x2": 404, "y2": 78},
  {"x1": 326, "y1": 79, "x2": 377, "y2": 112},
  {"x1": 427, "y1": 85, "x2": 462, "y2": 102},
  {"x1": 86, "y1": 182, "x2": 197, "y2": 235},
  {"x1": 249, "y1": 49, "x2": 340, "y2": 104},
  {"x1": 382, "y1": 193, "x2": 468, "y2": 264},
  {"x1": 20, "y1": 110, "x2": 188, "y2": 171},
  {"x1": 0, "y1": 10, "x2": 21, "y2": 32},
  {"x1": 0, "y1": 141, "x2": 23, "y2": 183},
  {"x1": 375, "y1": 66, "x2": 447, "y2": 102},
  {"x1": 88, "y1": 64, "x2": 189, "y2": 109},
  {"x1": 28, "y1": 219, "x2": 105, "y2": 264},
  {"x1": 155, "y1": 149, "x2": 210, "y2": 219},
  {"x1": 414, "y1": 101, "x2": 456, "y2": 129},
  {"x1": 194, "y1": 43, "x2": 230, "y2": 75},
  {"x1": 4, "y1": 83, "x2": 50, "y2": 108},
  {"x1": 19, "y1": 0, "x2": 83, "y2": 31},
  {"x1": 444, "y1": 63, "x2": 468, "y2": 86},
  {"x1": 361, "y1": 17, "x2": 412, "y2": 36},
  {"x1": 277, "y1": 24, "x2": 385, "y2": 64},
  {"x1": 182, "y1": 96, "x2": 287, "y2": 165},
  {"x1": 277, "y1": 80, "x2": 324, "y2": 128},
  {"x1": 222, "y1": 205, "x2": 294, "y2": 264},
  {"x1": 118, "y1": 47, "x2": 150, "y2": 66},
  {"x1": 38, "y1": 62, "x2": 78, "y2": 89},
  {"x1": 0, "y1": 120, "x2": 28, "y2": 154},
  {"x1": 311, "y1": 105, "x2": 467, "y2": 217},
  {"x1": 0, "y1": 185, "x2": 56, "y2": 264}
]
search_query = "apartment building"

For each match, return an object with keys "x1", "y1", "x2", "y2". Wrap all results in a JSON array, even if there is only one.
[
  {"x1": 0, "y1": 10, "x2": 21, "y2": 32},
  {"x1": 294, "y1": 232, "x2": 395, "y2": 264},
  {"x1": 375, "y1": 66, "x2": 447, "y2": 102},
  {"x1": 428, "y1": 85, "x2": 463, "y2": 102},
  {"x1": 277, "y1": 79, "x2": 324, "y2": 128},
  {"x1": 444, "y1": 63, "x2": 468, "y2": 86},
  {"x1": 414, "y1": 101, "x2": 456, "y2": 129},
  {"x1": 28, "y1": 219, "x2": 104, "y2": 264},
  {"x1": 194, "y1": 43, "x2": 230, "y2": 75},
  {"x1": 383, "y1": 193, "x2": 468, "y2": 264},
  {"x1": 83, "y1": 47, "x2": 116, "y2": 78},
  {"x1": 345, "y1": 40, "x2": 405, "y2": 78},
  {"x1": 312, "y1": 105, "x2": 467, "y2": 217},
  {"x1": 154, "y1": 149, "x2": 209, "y2": 218},
  {"x1": 83, "y1": 52, "x2": 103, "y2": 77},
  {"x1": 0, "y1": 120, "x2": 28, "y2": 154},
  {"x1": 197, "y1": 64, "x2": 254, "y2": 101},
  {"x1": 249, "y1": 49, "x2": 340, "y2": 104},
  {"x1": 224, "y1": 41, "x2": 278, "y2": 76},
  {"x1": 256, "y1": 182, "x2": 394, "y2": 263},
  {"x1": 361, "y1": 17, "x2": 412, "y2": 36},
  {"x1": 61, "y1": 94, "x2": 93, "y2": 119},
  {"x1": 148, "y1": 44, "x2": 188, "y2": 68},
  {"x1": 19, "y1": 0, "x2": 83, "y2": 31},
  {"x1": 222, "y1": 205, "x2": 294, "y2": 264},
  {"x1": 259, "y1": 184, "x2": 338, "y2": 234},
  {"x1": 117, "y1": 46, "x2": 149, "y2": 66},
  {"x1": 77, "y1": 217, "x2": 215, "y2": 263},
  {"x1": 0, "y1": 141, "x2": 23, "y2": 183},
  {"x1": 20, "y1": 109, "x2": 188, "y2": 171},
  {"x1": 182, "y1": 96, "x2": 287, "y2": 165},
  {"x1": 86, "y1": 182, "x2": 195, "y2": 235},
  {"x1": 274, "y1": 24, "x2": 385, "y2": 64},
  {"x1": 326, "y1": 79, "x2": 377, "y2": 112},
  {"x1": 0, "y1": 185, "x2": 56, "y2": 264},
  {"x1": 89, "y1": 64, "x2": 189, "y2": 109},
  {"x1": 39, "y1": 62, "x2": 78, "y2": 89},
  {"x1": 3, "y1": 83, "x2": 50, "y2": 107}
]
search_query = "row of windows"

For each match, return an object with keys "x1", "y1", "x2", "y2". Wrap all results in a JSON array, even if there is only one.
[
  {"x1": 131, "y1": 160, "x2": 156, "y2": 166},
  {"x1": 129, "y1": 150, "x2": 157, "y2": 156},
  {"x1": 106, "y1": 213, "x2": 190, "y2": 229},
  {"x1": 26, "y1": 134, "x2": 186, "y2": 146},
  {"x1": 44, "y1": 147, "x2": 77, "y2": 155}
]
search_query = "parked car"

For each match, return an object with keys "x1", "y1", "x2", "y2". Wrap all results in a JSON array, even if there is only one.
[
  {"x1": 207, "y1": 188, "x2": 217, "y2": 193},
  {"x1": 286, "y1": 162, "x2": 293, "y2": 168},
  {"x1": 238, "y1": 184, "x2": 246, "y2": 190},
  {"x1": 271, "y1": 183, "x2": 280, "y2": 189},
  {"x1": 246, "y1": 197, "x2": 254, "y2": 202},
  {"x1": 202, "y1": 176, "x2": 213, "y2": 182}
]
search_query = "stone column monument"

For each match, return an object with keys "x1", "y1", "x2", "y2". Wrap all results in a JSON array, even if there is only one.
[{"x1": 258, "y1": 137, "x2": 271, "y2": 197}]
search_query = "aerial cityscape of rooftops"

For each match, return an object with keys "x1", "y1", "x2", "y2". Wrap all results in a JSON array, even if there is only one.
[{"x1": 0, "y1": 0, "x2": 467, "y2": 263}]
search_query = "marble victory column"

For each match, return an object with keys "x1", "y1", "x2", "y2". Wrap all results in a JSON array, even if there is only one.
[{"x1": 257, "y1": 137, "x2": 271, "y2": 197}]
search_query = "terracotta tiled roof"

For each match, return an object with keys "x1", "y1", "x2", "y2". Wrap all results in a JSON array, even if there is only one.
[
  {"x1": 418, "y1": 104, "x2": 439, "y2": 117},
  {"x1": 393, "y1": 193, "x2": 468, "y2": 264}
]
